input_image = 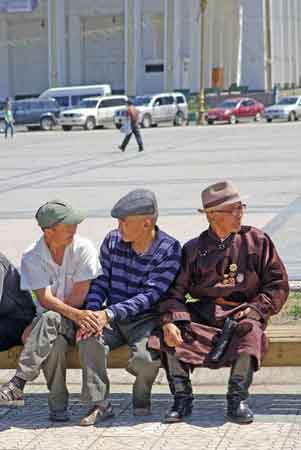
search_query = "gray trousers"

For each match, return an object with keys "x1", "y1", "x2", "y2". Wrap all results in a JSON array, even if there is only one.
[
  {"x1": 79, "y1": 313, "x2": 161, "y2": 408},
  {"x1": 16, "y1": 311, "x2": 75, "y2": 413}
]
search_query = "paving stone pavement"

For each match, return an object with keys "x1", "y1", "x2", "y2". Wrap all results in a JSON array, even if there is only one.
[{"x1": 0, "y1": 383, "x2": 300, "y2": 450}]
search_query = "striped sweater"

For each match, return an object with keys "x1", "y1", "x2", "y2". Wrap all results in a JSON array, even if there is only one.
[{"x1": 84, "y1": 227, "x2": 182, "y2": 321}]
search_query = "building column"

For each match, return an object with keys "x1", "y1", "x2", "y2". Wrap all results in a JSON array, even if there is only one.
[
  {"x1": 297, "y1": 0, "x2": 301, "y2": 86},
  {"x1": 205, "y1": 0, "x2": 213, "y2": 89},
  {"x1": 263, "y1": 0, "x2": 272, "y2": 89},
  {"x1": 189, "y1": 0, "x2": 201, "y2": 92},
  {"x1": 240, "y1": 0, "x2": 265, "y2": 91},
  {"x1": 285, "y1": 0, "x2": 293, "y2": 86},
  {"x1": 0, "y1": 19, "x2": 10, "y2": 98},
  {"x1": 48, "y1": 0, "x2": 66, "y2": 87},
  {"x1": 125, "y1": 0, "x2": 142, "y2": 96},
  {"x1": 236, "y1": 2, "x2": 243, "y2": 86},
  {"x1": 279, "y1": 0, "x2": 285, "y2": 86},
  {"x1": 223, "y1": 1, "x2": 234, "y2": 88},
  {"x1": 292, "y1": 0, "x2": 299, "y2": 86},
  {"x1": 172, "y1": 0, "x2": 182, "y2": 90},
  {"x1": 68, "y1": 15, "x2": 82, "y2": 85},
  {"x1": 164, "y1": 0, "x2": 174, "y2": 91},
  {"x1": 218, "y1": 2, "x2": 224, "y2": 72}
]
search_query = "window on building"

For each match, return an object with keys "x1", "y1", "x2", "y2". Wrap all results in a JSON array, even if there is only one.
[{"x1": 145, "y1": 64, "x2": 164, "y2": 73}]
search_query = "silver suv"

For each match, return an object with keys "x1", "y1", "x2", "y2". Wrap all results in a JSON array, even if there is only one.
[{"x1": 114, "y1": 92, "x2": 188, "y2": 129}]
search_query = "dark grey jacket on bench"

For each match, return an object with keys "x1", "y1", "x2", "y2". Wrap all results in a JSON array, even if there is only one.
[{"x1": 0, "y1": 252, "x2": 36, "y2": 351}]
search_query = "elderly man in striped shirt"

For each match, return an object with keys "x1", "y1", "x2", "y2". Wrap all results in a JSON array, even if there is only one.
[{"x1": 78, "y1": 189, "x2": 182, "y2": 426}]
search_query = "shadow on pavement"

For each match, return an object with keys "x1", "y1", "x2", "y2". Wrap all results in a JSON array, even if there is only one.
[{"x1": 0, "y1": 393, "x2": 300, "y2": 430}]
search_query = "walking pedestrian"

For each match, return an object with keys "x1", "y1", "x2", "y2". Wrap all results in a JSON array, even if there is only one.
[
  {"x1": 119, "y1": 100, "x2": 144, "y2": 152},
  {"x1": 4, "y1": 100, "x2": 14, "y2": 139}
]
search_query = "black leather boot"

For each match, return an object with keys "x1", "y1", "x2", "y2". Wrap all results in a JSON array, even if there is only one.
[
  {"x1": 164, "y1": 396, "x2": 193, "y2": 423},
  {"x1": 226, "y1": 354, "x2": 255, "y2": 424},
  {"x1": 227, "y1": 399, "x2": 253, "y2": 424},
  {"x1": 163, "y1": 353, "x2": 193, "y2": 423}
]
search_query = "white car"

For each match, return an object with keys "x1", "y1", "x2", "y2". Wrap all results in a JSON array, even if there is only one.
[
  {"x1": 264, "y1": 96, "x2": 301, "y2": 122},
  {"x1": 60, "y1": 95, "x2": 128, "y2": 131},
  {"x1": 114, "y1": 92, "x2": 188, "y2": 129}
]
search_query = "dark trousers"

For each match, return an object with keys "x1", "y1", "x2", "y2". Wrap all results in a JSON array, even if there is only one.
[
  {"x1": 165, "y1": 352, "x2": 254, "y2": 401},
  {"x1": 121, "y1": 125, "x2": 143, "y2": 151},
  {"x1": 0, "y1": 317, "x2": 31, "y2": 351},
  {"x1": 163, "y1": 352, "x2": 193, "y2": 400},
  {"x1": 4, "y1": 122, "x2": 14, "y2": 138}
]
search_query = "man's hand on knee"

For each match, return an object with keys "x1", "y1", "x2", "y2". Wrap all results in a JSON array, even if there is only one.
[
  {"x1": 163, "y1": 323, "x2": 183, "y2": 347},
  {"x1": 72, "y1": 309, "x2": 101, "y2": 333},
  {"x1": 75, "y1": 310, "x2": 112, "y2": 341}
]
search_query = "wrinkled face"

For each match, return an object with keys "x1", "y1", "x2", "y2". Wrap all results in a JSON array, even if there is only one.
[
  {"x1": 207, "y1": 201, "x2": 246, "y2": 235},
  {"x1": 44, "y1": 223, "x2": 77, "y2": 246},
  {"x1": 118, "y1": 215, "x2": 152, "y2": 243}
]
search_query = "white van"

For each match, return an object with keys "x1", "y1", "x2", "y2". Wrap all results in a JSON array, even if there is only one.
[
  {"x1": 39, "y1": 84, "x2": 112, "y2": 108},
  {"x1": 59, "y1": 95, "x2": 128, "y2": 130}
]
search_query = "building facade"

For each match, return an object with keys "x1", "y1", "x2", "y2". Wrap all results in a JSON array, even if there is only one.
[{"x1": 0, "y1": 0, "x2": 300, "y2": 100}]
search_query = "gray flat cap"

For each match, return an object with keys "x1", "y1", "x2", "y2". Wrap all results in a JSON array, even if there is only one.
[{"x1": 111, "y1": 189, "x2": 158, "y2": 219}]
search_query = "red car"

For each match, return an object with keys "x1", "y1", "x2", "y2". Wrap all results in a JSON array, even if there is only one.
[{"x1": 207, "y1": 97, "x2": 264, "y2": 125}]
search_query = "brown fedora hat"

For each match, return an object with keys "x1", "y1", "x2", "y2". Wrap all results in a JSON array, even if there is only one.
[{"x1": 198, "y1": 180, "x2": 242, "y2": 213}]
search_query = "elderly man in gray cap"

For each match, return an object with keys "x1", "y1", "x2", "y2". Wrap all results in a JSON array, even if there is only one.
[
  {"x1": 0, "y1": 200, "x2": 101, "y2": 422},
  {"x1": 78, "y1": 189, "x2": 181, "y2": 426},
  {"x1": 149, "y1": 180, "x2": 289, "y2": 424}
]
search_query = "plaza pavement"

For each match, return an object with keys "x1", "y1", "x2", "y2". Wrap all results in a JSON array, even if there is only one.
[
  {"x1": 0, "y1": 122, "x2": 301, "y2": 449},
  {"x1": 0, "y1": 380, "x2": 300, "y2": 450}
]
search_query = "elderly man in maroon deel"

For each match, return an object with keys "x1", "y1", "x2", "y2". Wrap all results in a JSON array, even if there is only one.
[{"x1": 149, "y1": 180, "x2": 289, "y2": 424}]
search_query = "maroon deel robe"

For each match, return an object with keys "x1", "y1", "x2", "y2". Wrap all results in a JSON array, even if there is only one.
[{"x1": 149, "y1": 226, "x2": 289, "y2": 370}]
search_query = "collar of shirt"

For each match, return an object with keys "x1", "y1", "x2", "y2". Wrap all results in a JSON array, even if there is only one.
[{"x1": 207, "y1": 227, "x2": 235, "y2": 246}]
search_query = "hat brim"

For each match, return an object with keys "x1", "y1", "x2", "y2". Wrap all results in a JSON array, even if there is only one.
[{"x1": 60, "y1": 210, "x2": 86, "y2": 225}]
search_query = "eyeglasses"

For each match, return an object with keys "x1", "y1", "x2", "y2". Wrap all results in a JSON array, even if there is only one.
[{"x1": 211, "y1": 204, "x2": 247, "y2": 216}]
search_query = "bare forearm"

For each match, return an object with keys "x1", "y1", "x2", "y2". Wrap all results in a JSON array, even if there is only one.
[
  {"x1": 38, "y1": 295, "x2": 79, "y2": 322},
  {"x1": 64, "y1": 281, "x2": 90, "y2": 308},
  {"x1": 64, "y1": 296, "x2": 85, "y2": 308}
]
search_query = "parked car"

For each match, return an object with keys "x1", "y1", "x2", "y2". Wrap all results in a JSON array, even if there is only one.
[
  {"x1": 0, "y1": 98, "x2": 60, "y2": 131},
  {"x1": 39, "y1": 84, "x2": 112, "y2": 108},
  {"x1": 59, "y1": 95, "x2": 128, "y2": 131},
  {"x1": 114, "y1": 92, "x2": 188, "y2": 129},
  {"x1": 264, "y1": 96, "x2": 301, "y2": 122},
  {"x1": 207, "y1": 97, "x2": 264, "y2": 125}
]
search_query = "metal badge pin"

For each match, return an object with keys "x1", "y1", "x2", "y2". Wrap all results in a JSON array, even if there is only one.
[{"x1": 236, "y1": 273, "x2": 245, "y2": 283}]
